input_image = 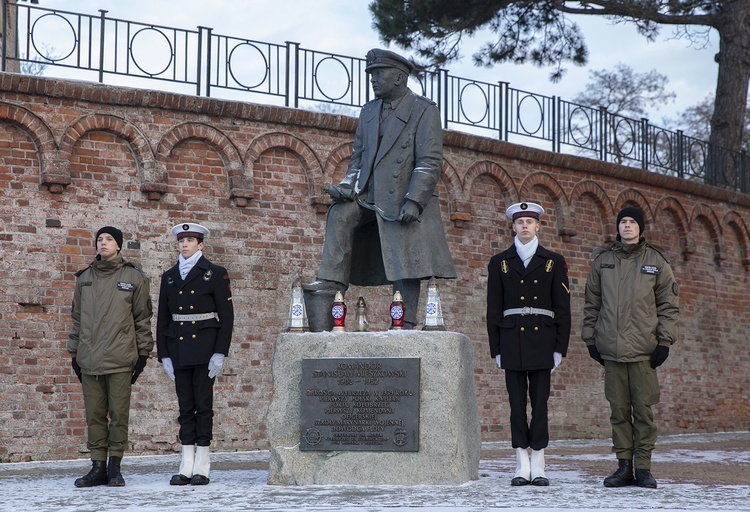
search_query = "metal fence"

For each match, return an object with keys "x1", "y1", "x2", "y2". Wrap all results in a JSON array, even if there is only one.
[{"x1": 3, "y1": 1, "x2": 747, "y2": 192}]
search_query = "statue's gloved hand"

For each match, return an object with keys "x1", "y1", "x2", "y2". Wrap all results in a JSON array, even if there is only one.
[
  {"x1": 325, "y1": 185, "x2": 353, "y2": 202},
  {"x1": 399, "y1": 201, "x2": 420, "y2": 224}
]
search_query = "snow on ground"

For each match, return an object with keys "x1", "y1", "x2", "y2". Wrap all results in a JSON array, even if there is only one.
[{"x1": 1, "y1": 433, "x2": 749, "y2": 512}]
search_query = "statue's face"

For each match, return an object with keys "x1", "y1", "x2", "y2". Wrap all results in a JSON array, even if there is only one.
[{"x1": 369, "y1": 67, "x2": 402, "y2": 101}]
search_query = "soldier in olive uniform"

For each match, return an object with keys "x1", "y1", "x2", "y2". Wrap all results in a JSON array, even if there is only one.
[
  {"x1": 486, "y1": 202, "x2": 571, "y2": 486},
  {"x1": 157, "y1": 223, "x2": 234, "y2": 486}
]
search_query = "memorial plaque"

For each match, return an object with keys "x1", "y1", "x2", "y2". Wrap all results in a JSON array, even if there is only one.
[{"x1": 299, "y1": 358, "x2": 420, "y2": 452}]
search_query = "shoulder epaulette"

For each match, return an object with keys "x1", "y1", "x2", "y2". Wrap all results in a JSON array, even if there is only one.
[{"x1": 416, "y1": 94, "x2": 437, "y2": 107}]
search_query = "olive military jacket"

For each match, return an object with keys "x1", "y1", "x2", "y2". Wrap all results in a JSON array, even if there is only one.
[
  {"x1": 68, "y1": 254, "x2": 154, "y2": 375},
  {"x1": 582, "y1": 238, "x2": 679, "y2": 362}
]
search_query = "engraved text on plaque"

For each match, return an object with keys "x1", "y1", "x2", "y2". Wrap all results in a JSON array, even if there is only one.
[{"x1": 299, "y1": 358, "x2": 420, "y2": 451}]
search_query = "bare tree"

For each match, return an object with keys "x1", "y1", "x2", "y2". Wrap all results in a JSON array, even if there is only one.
[
  {"x1": 572, "y1": 63, "x2": 675, "y2": 119},
  {"x1": 565, "y1": 63, "x2": 674, "y2": 164},
  {"x1": 18, "y1": 42, "x2": 59, "y2": 75}
]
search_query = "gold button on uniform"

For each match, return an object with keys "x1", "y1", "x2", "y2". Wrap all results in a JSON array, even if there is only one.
[
  {"x1": 520, "y1": 327, "x2": 525, "y2": 332},
  {"x1": 192, "y1": 334, "x2": 196, "y2": 339},
  {"x1": 520, "y1": 296, "x2": 525, "y2": 301},
  {"x1": 179, "y1": 336, "x2": 184, "y2": 340}
]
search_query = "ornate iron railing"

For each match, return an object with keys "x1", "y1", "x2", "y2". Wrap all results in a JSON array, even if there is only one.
[{"x1": 3, "y1": 1, "x2": 747, "y2": 192}]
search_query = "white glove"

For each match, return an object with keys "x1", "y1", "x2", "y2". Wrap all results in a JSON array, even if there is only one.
[
  {"x1": 552, "y1": 352, "x2": 563, "y2": 373},
  {"x1": 495, "y1": 355, "x2": 502, "y2": 369},
  {"x1": 162, "y1": 357, "x2": 175, "y2": 381},
  {"x1": 208, "y1": 353, "x2": 225, "y2": 379}
]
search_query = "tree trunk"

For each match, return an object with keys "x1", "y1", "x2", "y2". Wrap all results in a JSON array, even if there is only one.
[{"x1": 708, "y1": 2, "x2": 750, "y2": 188}]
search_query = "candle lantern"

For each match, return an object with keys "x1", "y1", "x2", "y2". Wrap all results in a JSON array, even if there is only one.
[
  {"x1": 354, "y1": 296, "x2": 369, "y2": 332},
  {"x1": 389, "y1": 290, "x2": 405, "y2": 330},
  {"x1": 422, "y1": 277, "x2": 446, "y2": 331},
  {"x1": 331, "y1": 291, "x2": 347, "y2": 332},
  {"x1": 285, "y1": 277, "x2": 310, "y2": 332}
]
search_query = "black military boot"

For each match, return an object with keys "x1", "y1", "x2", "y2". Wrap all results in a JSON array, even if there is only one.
[
  {"x1": 74, "y1": 460, "x2": 108, "y2": 488},
  {"x1": 106, "y1": 456, "x2": 126, "y2": 487},
  {"x1": 635, "y1": 468, "x2": 658, "y2": 488},
  {"x1": 603, "y1": 459, "x2": 635, "y2": 487}
]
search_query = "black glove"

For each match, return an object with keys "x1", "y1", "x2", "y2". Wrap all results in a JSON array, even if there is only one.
[
  {"x1": 71, "y1": 357, "x2": 82, "y2": 382},
  {"x1": 587, "y1": 345, "x2": 604, "y2": 366},
  {"x1": 650, "y1": 345, "x2": 670, "y2": 369},
  {"x1": 131, "y1": 355, "x2": 148, "y2": 384}
]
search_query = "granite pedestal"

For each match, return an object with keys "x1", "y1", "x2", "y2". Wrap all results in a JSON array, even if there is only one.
[{"x1": 267, "y1": 331, "x2": 481, "y2": 485}]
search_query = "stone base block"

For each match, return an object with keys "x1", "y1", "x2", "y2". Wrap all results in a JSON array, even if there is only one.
[{"x1": 267, "y1": 331, "x2": 481, "y2": 485}]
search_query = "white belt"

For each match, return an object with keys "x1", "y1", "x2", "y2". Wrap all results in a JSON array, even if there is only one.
[
  {"x1": 172, "y1": 312, "x2": 218, "y2": 322},
  {"x1": 503, "y1": 307, "x2": 555, "y2": 319}
]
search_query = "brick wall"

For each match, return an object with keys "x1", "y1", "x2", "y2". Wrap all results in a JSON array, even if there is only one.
[{"x1": 0, "y1": 74, "x2": 748, "y2": 462}]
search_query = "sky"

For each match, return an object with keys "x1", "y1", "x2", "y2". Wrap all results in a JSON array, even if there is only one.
[{"x1": 25, "y1": 0, "x2": 720, "y2": 126}]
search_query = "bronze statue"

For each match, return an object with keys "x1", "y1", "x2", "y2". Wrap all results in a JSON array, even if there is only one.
[{"x1": 305, "y1": 48, "x2": 456, "y2": 329}]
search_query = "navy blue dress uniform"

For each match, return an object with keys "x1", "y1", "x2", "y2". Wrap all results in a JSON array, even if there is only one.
[
  {"x1": 486, "y1": 202, "x2": 571, "y2": 486},
  {"x1": 157, "y1": 222, "x2": 233, "y2": 486}
]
